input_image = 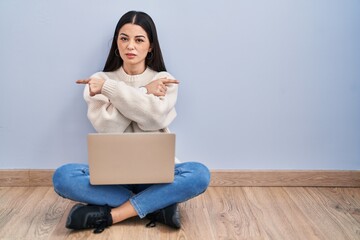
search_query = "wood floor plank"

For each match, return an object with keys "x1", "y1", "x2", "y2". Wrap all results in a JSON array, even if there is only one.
[
  {"x1": 319, "y1": 188, "x2": 360, "y2": 223},
  {"x1": 245, "y1": 187, "x2": 336, "y2": 240},
  {"x1": 1, "y1": 186, "x2": 359, "y2": 239},
  {"x1": 49, "y1": 200, "x2": 74, "y2": 240},
  {"x1": 284, "y1": 187, "x2": 359, "y2": 240},
  {"x1": 0, "y1": 187, "x2": 69, "y2": 239},
  {"x1": 179, "y1": 193, "x2": 216, "y2": 240},
  {"x1": 230, "y1": 187, "x2": 267, "y2": 238},
  {"x1": 0, "y1": 187, "x2": 50, "y2": 239},
  {"x1": 204, "y1": 187, "x2": 261, "y2": 239},
  {"x1": 0, "y1": 187, "x2": 35, "y2": 234},
  {"x1": 306, "y1": 188, "x2": 360, "y2": 238},
  {"x1": 27, "y1": 188, "x2": 70, "y2": 240}
]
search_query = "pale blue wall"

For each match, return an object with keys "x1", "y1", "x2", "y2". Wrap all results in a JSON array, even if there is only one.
[{"x1": 0, "y1": 0, "x2": 359, "y2": 169}]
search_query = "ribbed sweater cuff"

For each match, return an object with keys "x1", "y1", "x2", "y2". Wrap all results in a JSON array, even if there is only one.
[{"x1": 101, "y1": 79, "x2": 119, "y2": 98}]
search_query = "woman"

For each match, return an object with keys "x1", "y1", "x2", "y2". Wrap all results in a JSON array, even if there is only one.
[{"x1": 53, "y1": 11, "x2": 210, "y2": 234}]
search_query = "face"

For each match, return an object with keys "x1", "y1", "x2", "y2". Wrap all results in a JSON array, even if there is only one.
[{"x1": 117, "y1": 23, "x2": 152, "y2": 71}]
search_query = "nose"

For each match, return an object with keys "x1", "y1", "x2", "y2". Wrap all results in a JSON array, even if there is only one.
[{"x1": 127, "y1": 39, "x2": 135, "y2": 50}]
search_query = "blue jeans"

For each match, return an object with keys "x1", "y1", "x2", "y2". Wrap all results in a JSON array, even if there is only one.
[{"x1": 53, "y1": 162, "x2": 210, "y2": 218}]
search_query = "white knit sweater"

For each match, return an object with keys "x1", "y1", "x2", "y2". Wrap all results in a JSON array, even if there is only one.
[{"x1": 83, "y1": 67, "x2": 178, "y2": 134}]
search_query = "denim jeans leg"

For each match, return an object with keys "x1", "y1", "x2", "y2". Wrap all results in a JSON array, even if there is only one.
[
  {"x1": 52, "y1": 163, "x2": 133, "y2": 207},
  {"x1": 130, "y1": 162, "x2": 210, "y2": 218}
]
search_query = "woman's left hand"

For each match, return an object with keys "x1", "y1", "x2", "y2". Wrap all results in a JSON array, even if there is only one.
[
  {"x1": 145, "y1": 78, "x2": 179, "y2": 97},
  {"x1": 76, "y1": 78, "x2": 105, "y2": 96}
]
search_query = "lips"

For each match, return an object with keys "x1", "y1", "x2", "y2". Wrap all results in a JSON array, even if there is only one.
[{"x1": 126, "y1": 53, "x2": 136, "y2": 58}]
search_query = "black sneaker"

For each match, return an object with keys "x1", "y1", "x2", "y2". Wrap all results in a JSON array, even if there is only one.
[
  {"x1": 146, "y1": 203, "x2": 180, "y2": 229},
  {"x1": 66, "y1": 203, "x2": 113, "y2": 234}
]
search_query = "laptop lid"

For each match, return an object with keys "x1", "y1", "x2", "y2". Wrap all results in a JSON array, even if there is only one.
[{"x1": 88, "y1": 133, "x2": 175, "y2": 185}]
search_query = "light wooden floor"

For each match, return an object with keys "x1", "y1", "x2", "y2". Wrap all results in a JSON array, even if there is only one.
[{"x1": 0, "y1": 187, "x2": 359, "y2": 240}]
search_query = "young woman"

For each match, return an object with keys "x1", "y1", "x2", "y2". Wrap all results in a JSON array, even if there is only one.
[{"x1": 52, "y1": 11, "x2": 210, "y2": 234}]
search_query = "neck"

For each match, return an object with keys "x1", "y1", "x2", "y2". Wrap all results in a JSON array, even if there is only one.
[{"x1": 122, "y1": 63, "x2": 146, "y2": 75}]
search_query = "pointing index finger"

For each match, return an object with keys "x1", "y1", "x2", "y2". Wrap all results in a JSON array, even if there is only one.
[
  {"x1": 161, "y1": 79, "x2": 180, "y2": 85},
  {"x1": 76, "y1": 79, "x2": 90, "y2": 84}
]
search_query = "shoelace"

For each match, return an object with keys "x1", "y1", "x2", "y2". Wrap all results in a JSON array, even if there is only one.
[
  {"x1": 146, "y1": 210, "x2": 162, "y2": 228},
  {"x1": 93, "y1": 219, "x2": 108, "y2": 234},
  {"x1": 87, "y1": 213, "x2": 108, "y2": 234}
]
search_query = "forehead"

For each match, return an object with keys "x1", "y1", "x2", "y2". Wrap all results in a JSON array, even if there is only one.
[{"x1": 119, "y1": 23, "x2": 148, "y2": 37}]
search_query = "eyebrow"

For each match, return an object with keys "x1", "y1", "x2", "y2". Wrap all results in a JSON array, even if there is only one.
[{"x1": 119, "y1": 33, "x2": 146, "y2": 38}]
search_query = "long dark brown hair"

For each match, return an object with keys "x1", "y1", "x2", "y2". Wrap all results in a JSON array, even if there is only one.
[{"x1": 103, "y1": 11, "x2": 166, "y2": 72}]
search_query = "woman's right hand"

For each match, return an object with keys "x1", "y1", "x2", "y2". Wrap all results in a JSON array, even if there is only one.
[{"x1": 145, "y1": 78, "x2": 179, "y2": 97}]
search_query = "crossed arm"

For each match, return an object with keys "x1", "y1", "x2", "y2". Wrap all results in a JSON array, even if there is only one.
[
  {"x1": 76, "y1": 78, "x2": 179, "y2": 97},
  {"x1": 77, "y1": 74, "x2": 179, "y2": 132}
]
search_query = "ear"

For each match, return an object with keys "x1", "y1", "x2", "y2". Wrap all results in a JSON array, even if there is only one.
[{"x1": 149, "y1": 44, "x2": 153, "y2": 52}]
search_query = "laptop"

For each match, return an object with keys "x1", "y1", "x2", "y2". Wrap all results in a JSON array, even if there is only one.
[{"x1": 88, "y1": 133, "x2": 175, "y2": 185}]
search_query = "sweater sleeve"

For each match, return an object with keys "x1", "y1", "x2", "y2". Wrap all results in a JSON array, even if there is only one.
[
  {"x1": 83, "y1": 74, "x2": 132, "y2": 133},
  {"x1": 101, "y1": 72, "x2": 178, "y2": 131}
]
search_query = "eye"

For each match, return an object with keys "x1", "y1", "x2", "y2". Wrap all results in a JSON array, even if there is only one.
[
  {"x1": 119, "y1": 37, "x2": 128, "y2": 41},
  {"x1": 136, "y1": 38, "x2": 144, "y2": 43}
]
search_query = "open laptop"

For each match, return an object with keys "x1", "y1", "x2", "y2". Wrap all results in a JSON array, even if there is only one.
[{"x1": 88, "y1": 133, "x2": 175, "y2": 185}]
